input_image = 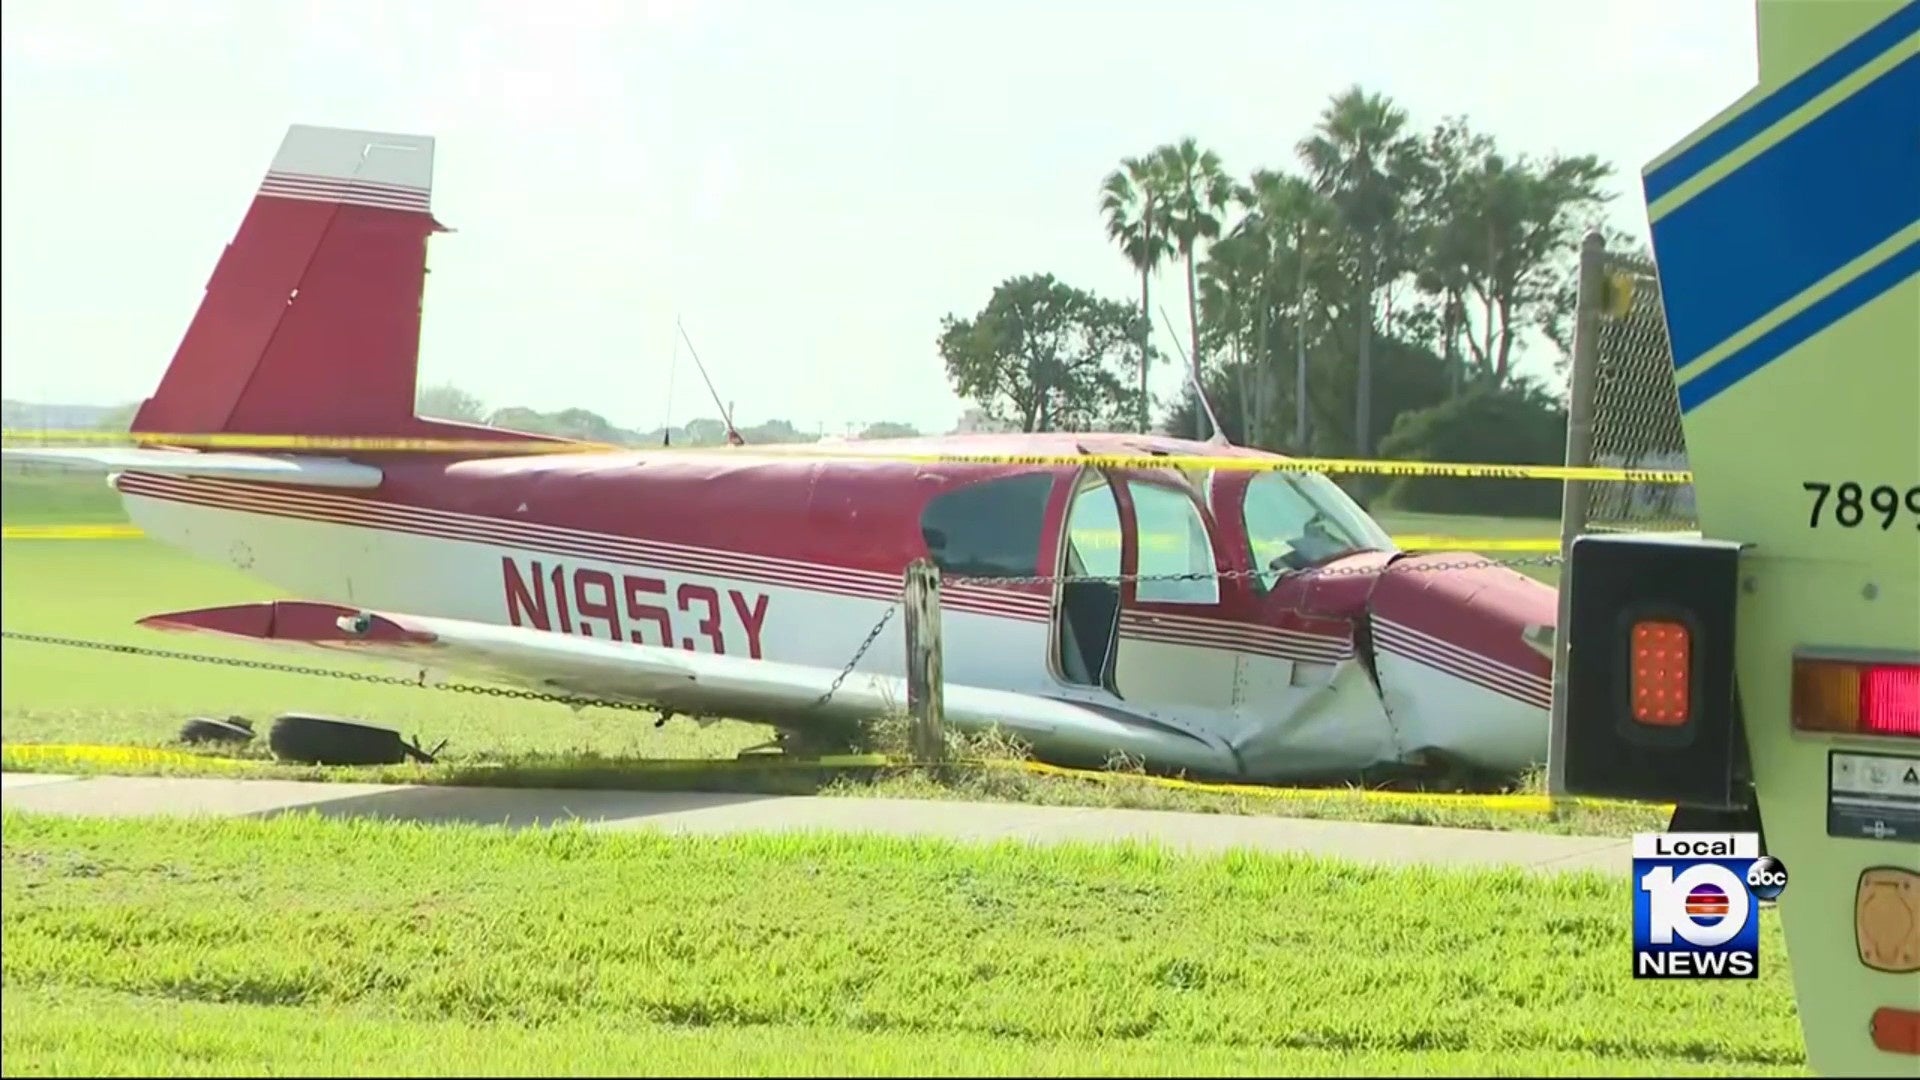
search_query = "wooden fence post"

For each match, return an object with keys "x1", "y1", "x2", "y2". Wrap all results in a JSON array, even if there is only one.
[{"x1": 902, "y1": 557, "x2": 946, "y2": 764}]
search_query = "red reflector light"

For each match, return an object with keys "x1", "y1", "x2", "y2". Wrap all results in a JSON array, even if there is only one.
[
  {"x1": 1861, "y1": 664, "x2": 1920, "y2": 737},
  {"x1": 1793, "y1": 655, "x2": 1920, "y2": 738},
  {"x1": 1631, "y1": 620, "x2": 1692, "y2": 727},
  {"x1": 1870, "y1": 1006, "x2": 1920, "y2": 1056}
]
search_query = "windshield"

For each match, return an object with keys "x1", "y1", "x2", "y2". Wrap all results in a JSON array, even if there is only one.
[{"x1": 1237, "y1": 471, "x2": 1396, "y2": 590}]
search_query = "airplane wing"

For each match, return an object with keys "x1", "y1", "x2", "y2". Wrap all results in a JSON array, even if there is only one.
[
  {"x1": 136, "y1": 600, "x2": 1242, "y2": 774},
  {"x1": 0, "y1": 447, "x2": 381, "y2": 489}
]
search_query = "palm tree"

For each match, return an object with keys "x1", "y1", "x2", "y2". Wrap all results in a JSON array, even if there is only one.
[
  {"x1": 1154, "y1": 137, "x2": 1235, "y2": 439},
  {"x1": 1296, "y1": 86, "x2": 1418, "y2": 457},
  {"x1": 1406, "y1": 117, "x2": 1492, "y2": 397},
  {"x1": 1198, "y1": 231, "x2": 1268, "y2": 442},
  {"x1": 1100, "y1": 155, "x2": 1173, "y2": 432},
  {"x1": 1236, "y1": 169, "x2": 1336, "y2": 448}
]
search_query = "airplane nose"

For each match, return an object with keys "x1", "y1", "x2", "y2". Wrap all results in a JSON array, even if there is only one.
[{"x1": 1363, "y1": 553, "x2": 1558, "y2": 776}]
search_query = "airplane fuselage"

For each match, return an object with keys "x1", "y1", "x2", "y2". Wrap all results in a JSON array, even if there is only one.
[{"x1": 110, "y1": 431, "x2": 1559, "y2": 781}]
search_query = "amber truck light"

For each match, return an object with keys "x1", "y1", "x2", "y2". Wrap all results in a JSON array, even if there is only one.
[
  {"x1": 1630, "y1": 619, "x2": 1692, "y2": 727},
  {"x1": 1792, "y1": 655, "x2": 1920, "y2": 738}
]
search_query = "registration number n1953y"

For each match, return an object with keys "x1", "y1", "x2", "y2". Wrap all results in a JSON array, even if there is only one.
[{"x1": 501, "y1": 556, "x2": 769, "y2": 658}]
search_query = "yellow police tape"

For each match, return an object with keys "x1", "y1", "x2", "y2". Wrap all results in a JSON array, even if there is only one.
[
  {"x1": 1, "y1": 743, "x2": 254, "y2": 771},
  {"x1": 0, "y1": 742, "x2": 1664, "y2": 817},
  {"x1": 0, "y1": 521, "x2": 1561, "y2": 552},
  {"x1": 1, "y1": 523, "x2": 145, "y2": 540},
  {"x1": 1, "y1": 428, "x2": 1694, "y2": 485}
]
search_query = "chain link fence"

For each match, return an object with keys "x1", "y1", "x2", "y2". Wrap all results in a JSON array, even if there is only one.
[{"x1": 1567, "y1": 243, "x2": 1699, "y2": 536}]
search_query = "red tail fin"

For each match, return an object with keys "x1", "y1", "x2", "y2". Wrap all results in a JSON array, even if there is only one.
[{"x1": 131, "y1": 124, "x2": 547, "y2": 450}]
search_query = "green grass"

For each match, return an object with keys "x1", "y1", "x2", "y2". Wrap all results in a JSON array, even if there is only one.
[
  {"x1": 1374, "y1": 509, "x2": 1559, "y2": 539},
  {"x1": 0, "y1": 466, "x2": 127, "y2": 525},
  {"x1": 1373, "y1": 510, "x2": 1562, "y2": 587},
  {"x1": 0, "y1": 811, "x2": 1807, "y2": 1076}
]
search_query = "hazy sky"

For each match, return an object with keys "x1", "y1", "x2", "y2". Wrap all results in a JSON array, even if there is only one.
[{"x1": 1, "y1": 0, "x2": 1758, "y2": 435}]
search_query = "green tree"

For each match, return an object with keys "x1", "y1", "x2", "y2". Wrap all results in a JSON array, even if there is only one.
[
  {"x1": 741, "y1": 419, "x2": 803, "y2": 443},
  {"x1": 858, "y1": 421, "x2": 921, "y2": 440},
  {"x1": 938, "y1": 273, "x2": 1150, "y2": 433},
  {"x1": 1404, "y1": 116, "x2": 1496, "y2": 395},
  {"x1": 1296, "y1": 86, "x2": 1423, "y2": 458},
  {"x1": 1165, "y1": 327, "x2": 1451, "y2": 475},
  {"x1": 1197, "y1": 230, "x2": 1277, "y2": 444},
  {"x1": 415, "y1": 382, "x2": 487, "y2": 423},
  {"x1": 1219, "y1": 168, "x2": 1340, "y2": 447},
  {"x1": 1375, "y1": 377, "x2": 1570, "y2": 517},
  {"x1": 1405, "y1": 117, "x2": 1614, "y2": 391},
  {"x1": 1152, "y1": 137, "x2": 1235, "y2": 437},
  {"x1": 92, "y1": 402, "x2": 140, "y2": 431},
  {"x1": 1099, "y1": 154, "x2": 1174, "y2": 432},
  {"x1": 681, "y1": 418, "x2": 733, "y2": 445},
  {"x1": 486, "y1": 406, "x2": 635, "y2": 443}
]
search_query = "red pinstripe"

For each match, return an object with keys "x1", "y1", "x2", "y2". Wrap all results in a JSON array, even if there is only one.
[{"x1": 116, "y1": 472, "x2": 1376, "y2": 665}]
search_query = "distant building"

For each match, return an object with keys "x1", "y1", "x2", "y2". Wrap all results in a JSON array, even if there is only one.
[{"x1": 951, "y1": 407, "x2": 1014, "y2": 435}]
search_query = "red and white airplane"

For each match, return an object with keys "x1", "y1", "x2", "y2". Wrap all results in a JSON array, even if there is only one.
[{"x1": 6, "y1": 124, "x2": 1560, "y2": 784}]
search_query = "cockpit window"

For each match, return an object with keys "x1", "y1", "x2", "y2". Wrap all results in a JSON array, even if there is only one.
[
  {"x1": 1130, "y1": 480, "x2": 1220, "y2": 604},
  {"x1": 920, "y1": 472, "x2": 1055, "y2": 579},
  {"x1": 1239, "y1": 471, "x2": 1395, "y2": 590}
]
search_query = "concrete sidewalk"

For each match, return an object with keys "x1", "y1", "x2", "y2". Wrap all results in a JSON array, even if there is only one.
[{"x1": 0, "y1": 772, "x2": 1632, "y2": 875}]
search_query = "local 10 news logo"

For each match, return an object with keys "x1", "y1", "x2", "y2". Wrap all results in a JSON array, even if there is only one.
[{"x1": 1632, "y1": 832, "x2": 1788, "y2": 979}]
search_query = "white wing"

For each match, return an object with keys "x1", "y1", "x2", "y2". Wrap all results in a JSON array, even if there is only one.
[
  {"x1": 0, "y1": 447, "x2": 381, "y2": 489},
  {"x1": 137, "y1": 600, "x2": 1241, "y2": 774}
]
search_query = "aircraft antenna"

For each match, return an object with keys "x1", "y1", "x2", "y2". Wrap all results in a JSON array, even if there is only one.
[
  {"x1": 1158, "y1": 304, "x2": 1229, "y2": 446},
  {"x1": 676, "y1": 317, "x2": 745, "y2": 446},
  {"x1": 662, "y1": 316, "x2": 679, "y2": 446}
]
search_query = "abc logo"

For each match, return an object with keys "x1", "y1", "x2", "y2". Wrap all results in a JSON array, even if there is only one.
[{"x1": 1746, "y1": 856, "x2": 1789, "y2": 901}]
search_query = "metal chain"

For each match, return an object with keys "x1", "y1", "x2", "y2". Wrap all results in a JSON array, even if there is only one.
[
  {"x1": 0, "y1": 630, "x2": 659, "y2": 713},
  {"x1": 945, "y1": 552, "x2": 1563, "y2": 588},
  {"x1": 807, "y1": 597, "x2": 900, "y2": 710}
]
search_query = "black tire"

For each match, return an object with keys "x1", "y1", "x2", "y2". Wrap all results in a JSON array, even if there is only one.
[
  {"x1": 178, "y1": 716, "x2": 254, "y2": 746},
  {"x1": 268, "y1": 714, "x2": 435, "y2": 766}
]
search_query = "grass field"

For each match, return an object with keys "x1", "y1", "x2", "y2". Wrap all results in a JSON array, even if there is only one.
[
  {"x1": 0, "y1": 811, "x2": 1808, "y2": 1076},
  {"x1": 1, "y1": 468, "x2": 138, "y2": 525},
  {"x1": 1, "y1": 468, "x2": 1651, "y2": 835}
]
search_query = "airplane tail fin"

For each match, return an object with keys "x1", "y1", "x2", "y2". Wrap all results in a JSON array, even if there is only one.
[{"x1": 127, "y1": 124, "x2": 556, "y2": 454}]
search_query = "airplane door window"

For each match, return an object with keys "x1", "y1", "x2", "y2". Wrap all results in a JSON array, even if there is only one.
[
  {"x1": 1065, "y1": 477, "x2": 1122, "y2": 581},
  {"x1": 1058, "y1": 475, "x2": 1124, "y2": 689},
  {"x1": 1129, "y1": 482, "x2": 1220, "y2": 605}
]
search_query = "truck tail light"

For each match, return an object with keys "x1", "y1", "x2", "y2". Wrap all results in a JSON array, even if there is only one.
[
  {"x1": 1630, "y1": 619, "x2": 1692, "y2": 727},
  {"x1": 1792, "y1": 655, "x2": 1920, "y2": 738}
]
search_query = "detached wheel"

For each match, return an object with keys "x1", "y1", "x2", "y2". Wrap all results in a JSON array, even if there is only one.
[
  {"x1": 178, "y1": 716, "x2": 255, "y2": 747},
  {"x1": 268, "y1": 714, "x2": 438, "y2": 767}
]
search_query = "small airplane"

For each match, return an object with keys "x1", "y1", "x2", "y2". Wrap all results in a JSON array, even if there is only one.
[{"x1": 3, "y1": 124, "x2": 1559, "y2": 785}]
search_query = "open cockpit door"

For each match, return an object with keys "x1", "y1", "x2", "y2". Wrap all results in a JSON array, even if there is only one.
[
  {"x1": 1052, "y1": 467, "x2": 1127, "y2": 693},
  {"x1": 1103, "y1": 466, "x2": 1250, "y2": 710}
]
